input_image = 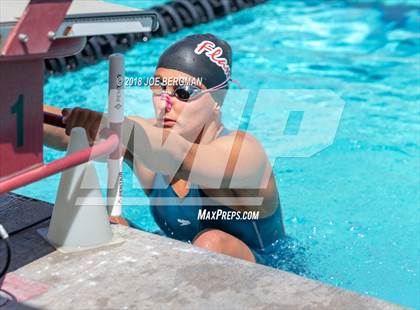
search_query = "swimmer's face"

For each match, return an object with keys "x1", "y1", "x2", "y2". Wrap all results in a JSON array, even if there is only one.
[{"x1": 151, "y1": 68, "x2": 219, "y2": 141}]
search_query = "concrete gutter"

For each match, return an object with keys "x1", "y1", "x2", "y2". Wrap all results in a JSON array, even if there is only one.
[{"x1": 4, "y1": 223, "x2": 404, "y2": 309}]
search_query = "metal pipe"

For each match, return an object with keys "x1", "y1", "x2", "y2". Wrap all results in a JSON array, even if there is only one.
[{"x1": 44, "y1": 111, "x2": 66, "y2": 128}]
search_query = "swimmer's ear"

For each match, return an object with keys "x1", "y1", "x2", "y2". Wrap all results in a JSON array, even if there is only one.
[
  {"x1": 211, "y1": 93, "x2": 223, "y2": 111},
  {"x1": 211, "y1": 88, "x2": 227, "y2": 107},
  {"x1": 213, "y1": 102, "x2": 221, "y2": 112}
]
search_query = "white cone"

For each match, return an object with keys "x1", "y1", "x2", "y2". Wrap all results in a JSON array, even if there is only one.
[{"x1": 46, "y1": 127, "x2": 113, "y2": 249}]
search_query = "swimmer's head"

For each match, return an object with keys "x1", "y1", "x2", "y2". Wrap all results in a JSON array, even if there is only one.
[
  {"x1": 157, "y1": 33, "x2": 232, "y2": 99},
  {"x1": 152, "y1": 34, "x2": 233, "y2": 141}
]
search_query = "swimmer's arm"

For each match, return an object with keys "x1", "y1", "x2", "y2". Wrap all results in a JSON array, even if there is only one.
[
  {"x1": 43, "y1": 105, "x2": 155, "y2": 149},
  {"x1": 42, "y1": 105, "x2": 135, "y2": 162},
  {"x1": 182, "y1": 131, "x2": 272, "y2": 190},
  {"x1": 43, "y1": 106, "x2": 157, "y2": 193},
  {"x1": 124, "y1": 116, "x2": 271, "y2": 190}
]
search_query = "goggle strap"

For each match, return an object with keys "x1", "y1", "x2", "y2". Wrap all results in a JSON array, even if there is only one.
[
  {"x1": 231, "y1": 79, "x2": 243, "y2": 89},
  {"x1": 156, "y1": 76, "x2": 240, "y2": 102}
]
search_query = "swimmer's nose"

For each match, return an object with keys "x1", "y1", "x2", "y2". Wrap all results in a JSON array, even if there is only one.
[{"x1": 161, "y1": 93, "x2": 172, "y2": 113}]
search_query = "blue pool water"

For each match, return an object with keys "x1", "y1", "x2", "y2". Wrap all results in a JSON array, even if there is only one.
[{"x1": 15, "y1": 0, "x2": 419, "y2": 308}]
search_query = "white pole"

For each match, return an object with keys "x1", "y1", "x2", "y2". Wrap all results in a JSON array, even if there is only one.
[{"x1": 107, "y1": 53, "x2": 124, "y2": 217}]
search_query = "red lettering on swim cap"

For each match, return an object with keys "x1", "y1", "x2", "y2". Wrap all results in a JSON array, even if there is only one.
[
  {"x1": 194, "y1": 40, "x2": 216, "y2": 54},
  {"x1": 194, "y1": 40, "x2": 230, "y2": 77},
  {"x1": 209, "y1": 47, "x2": 223, "y2": 60}
]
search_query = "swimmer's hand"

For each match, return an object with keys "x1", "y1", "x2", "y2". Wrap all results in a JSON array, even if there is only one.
[{"x1": 62, "y1": 107, "x2": 105, "y2": 145}]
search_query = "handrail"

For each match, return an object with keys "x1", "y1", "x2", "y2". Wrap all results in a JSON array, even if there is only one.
[
  {"x1": 0, "y1": 112, "x2": 119, "y2": 194},
  {"x1": 44, "y1": 111, "x2": 66, "y2": 128}
]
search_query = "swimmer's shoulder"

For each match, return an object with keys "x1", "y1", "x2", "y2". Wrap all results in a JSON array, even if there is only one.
[
  {"x1": 214, "y1": 129, "x2": 277, "y2": 206},
  {"x1": 216, "y1": 129, "x2": 266, "y2": 155}
]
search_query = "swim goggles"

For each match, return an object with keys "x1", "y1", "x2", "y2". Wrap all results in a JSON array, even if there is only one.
[{"x1": 151, "y1": 76, "x2": 234, "y2": 102}]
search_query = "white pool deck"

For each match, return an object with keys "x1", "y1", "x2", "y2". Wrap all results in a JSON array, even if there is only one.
[{"x1": 0, "y1": 193, "x2": 405, "y2": 309}]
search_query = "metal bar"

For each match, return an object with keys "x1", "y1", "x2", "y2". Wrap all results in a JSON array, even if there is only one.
[{"x1": 44, "y1": 111, "x2": 66, "y2": 128}]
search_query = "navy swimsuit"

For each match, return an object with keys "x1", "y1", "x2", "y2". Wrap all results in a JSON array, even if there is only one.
[{"x1": 149, "y1": 128, "x2": 285, "y2": 259}]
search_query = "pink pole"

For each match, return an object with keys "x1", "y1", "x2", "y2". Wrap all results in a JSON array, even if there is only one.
[{"x1": 0, "y1": 113, "x2": 119, "y2": 194}]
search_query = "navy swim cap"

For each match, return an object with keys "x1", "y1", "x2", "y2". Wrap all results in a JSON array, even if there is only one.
[{"x1": 157, "y1": 33, "x2": 232, "y2": 90}]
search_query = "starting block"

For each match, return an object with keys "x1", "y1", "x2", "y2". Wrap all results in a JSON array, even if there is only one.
[{"x1": 0, "y1": 0, "x2": 157, "y2": 192}]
